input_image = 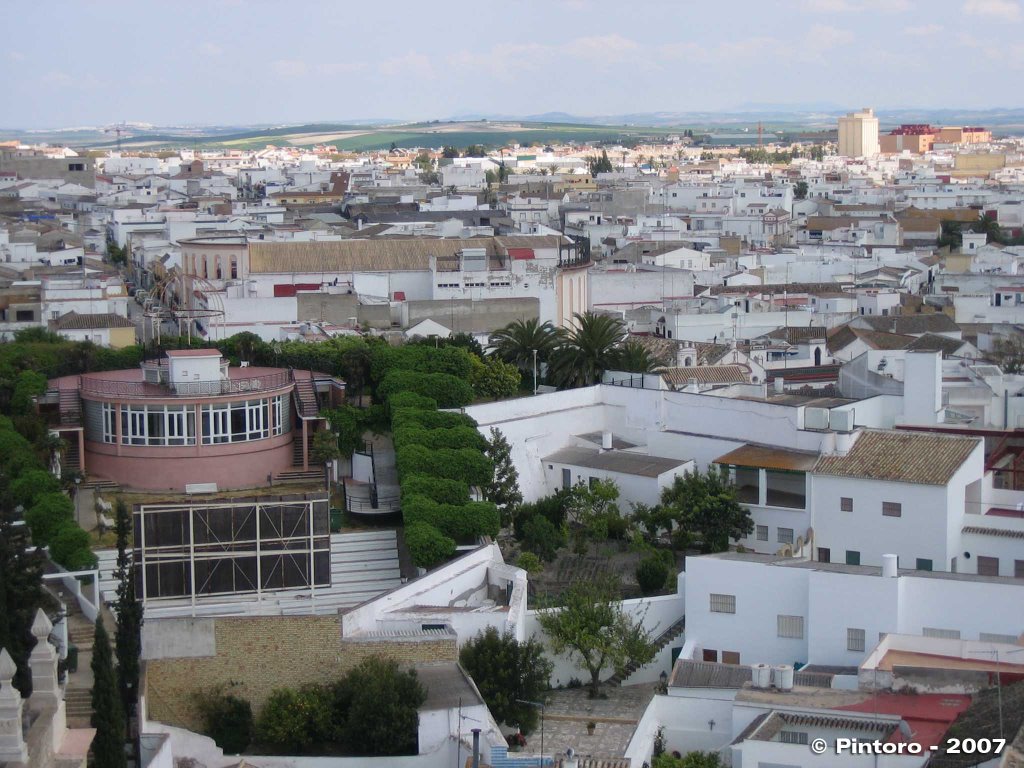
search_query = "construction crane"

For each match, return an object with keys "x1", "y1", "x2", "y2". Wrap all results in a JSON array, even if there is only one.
[{"x1": 101, "y1": 123, "x2": 129, "y2": 151}]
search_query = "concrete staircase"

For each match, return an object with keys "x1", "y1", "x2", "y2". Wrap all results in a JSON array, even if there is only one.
[
  {"x1": 292, "y1": 375, "x2": 319, "y2": 418},
  {"x1": 63, "y1": 598, "x2": 96, "y2": 728},
  {"x1": 606, "y1": 617, "x2": 685, "y2": 687},
  {"x1": 57, "y1": 387, "x2": 81, "y2": 427}
]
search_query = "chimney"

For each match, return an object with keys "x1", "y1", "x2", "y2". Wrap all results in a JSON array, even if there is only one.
[
  {"x1": 685, "y1": 377, "x2": 700, "y2": 394},
  {"x1": 601, "y1": 431, "x2": 613, "y2": 451},
  {"x1": 774, "y1": 377, "x2": 784, "y2": 394},
  {"x1": 471, "y1": 728, "x2": 480, "y2": 768},
  {"x1": 882, "y1": 553, "x2": 898, "y2": 578}
]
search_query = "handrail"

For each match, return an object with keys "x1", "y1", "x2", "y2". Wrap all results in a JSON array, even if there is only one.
[
  {"x1": 79, "y1": 370, "x2": 291, "y2": 398},
  {"x1": 345, "y1": 494, "x2": 401, "y2": 514}
]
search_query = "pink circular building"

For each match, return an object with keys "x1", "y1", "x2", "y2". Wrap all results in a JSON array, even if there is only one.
[{"x1": 48, "y1": 350, "x2": 342, "y2": 491}]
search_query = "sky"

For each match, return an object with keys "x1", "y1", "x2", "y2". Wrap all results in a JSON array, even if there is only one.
[{"x1": 1, "y1": 0, "x2": 1022, "y2": 128}]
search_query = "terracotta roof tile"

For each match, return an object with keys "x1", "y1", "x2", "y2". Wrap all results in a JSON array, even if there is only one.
[{"x1": 813, "y1": 430, "x2": 980, "y2": 486}]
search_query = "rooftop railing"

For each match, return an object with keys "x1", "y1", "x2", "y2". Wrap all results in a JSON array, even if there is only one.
[{"x1": 80, "y1": 370, "x2": 291, "y2": 399}]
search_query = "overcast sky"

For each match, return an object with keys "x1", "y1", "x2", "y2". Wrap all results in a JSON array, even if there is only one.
[{"x1": 1, "y1": 0, "x2": 1021, "y2": 127}]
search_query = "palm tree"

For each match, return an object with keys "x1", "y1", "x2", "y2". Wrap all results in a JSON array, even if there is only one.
[
  {"x1": 548, "y1": 312, "x2": 626, "y2": 389},
  {"x1": 613, "y1": 340, "x2": 663, "y2": 374},
  {"x1": 488, "y1": 318, "x2": 561, "y2": 388}
]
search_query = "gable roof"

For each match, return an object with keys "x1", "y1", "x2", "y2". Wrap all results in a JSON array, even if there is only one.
[
  {"x1": 659, "y1": 365, "x2": 748, "y2": 386},
  {"x1": 53, "y1": 311, "x2": 134, "y2": 330},
  {"x1": 813, "y1": 430, "x2": 980, "y2": 486},
  {"x1": 852, "y1": 313, "x2": 959, "y2": 336}
]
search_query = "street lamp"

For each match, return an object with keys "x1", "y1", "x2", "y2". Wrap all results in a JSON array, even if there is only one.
[
  {"x1": 532, "y1": 349, "x2": 538, "y2": 396},
  {"x1": 516, "y1": 699, "x2": 545, "y2": 766},
  {"x1": 73, "y1": 477, "x2": 81, "y2": 526}
]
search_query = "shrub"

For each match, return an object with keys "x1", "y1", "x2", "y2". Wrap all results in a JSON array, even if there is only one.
[
  {"x1": 379, "y1": 370, "x2": 474, "y2": 409},
  {"x1": 516, "y1": 552, "x2": 543, "y2": 574},
  {"x1": 521, "y1": 515, "x2": 564, "y2": 562},
  {"x1": 405, "y1": 522, "x2": 456, "y2": 569},
  {"x1": 25, "y1": 492, "x2": 74, "y2": 546},
  {"x1": 636, "y1": 555, "x2": 670, "y2": 596},
  {"x1": 391, "y1": 407, "x2": 476, "y2": 432},
  {"x1": 392, "y1": 424, "x2": 487, "y2": 452},
  {"x1": 387, "y1": 391, "x2": 438, "y2": 412},
  {"x1": 257, "y1": 687, "x2": 319, "y2": 753},
  {"x1": 50, "y1": 522, "x2": 96, "y2": 570},
  {"x1": 395, "y1": 445, "x2": 493, "y2": 488},
  {"x1": 514, "y1": 491, "x2": 569, "y2": 538},
  {"x1": 199, "y1": 691, "x2": 254, "y2": 754},
  {"x1": 9, "y1": 469, "x2": 61, "y2": 509},
  {"x1": 400, "y1": 474, "x2": 470, "y2": 506},
  {"x1": 331, "y1": 656, "x2": 426, "y2": 756},
  {"x1": 402, "y1": 495, "x2": 500, "y2": 541}
]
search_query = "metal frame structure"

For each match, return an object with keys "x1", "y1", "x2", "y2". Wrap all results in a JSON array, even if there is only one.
[
  {"x1": 133, "y1": 496, "x2": 330, "y2": 606},
  {"x1": 144, "y1": 262, "x2": 227, "y2": 344}
]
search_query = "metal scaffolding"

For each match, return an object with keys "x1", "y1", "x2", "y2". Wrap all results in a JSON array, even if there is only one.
[{"x1": 133, "y1": 495, "x2": 330, "y2": 605}]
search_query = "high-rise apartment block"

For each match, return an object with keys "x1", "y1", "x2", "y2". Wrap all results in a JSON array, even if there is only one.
[{"x1": 838, "y1": 107, "x2": 880, "y2": 158}]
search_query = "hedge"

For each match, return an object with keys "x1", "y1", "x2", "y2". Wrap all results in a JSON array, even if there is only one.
[
  {"x1": 9, "y1": 469, "x2": 61, "y2": 509},
  {"x1": 391, "y1": 407, "x2": 477, "y2": 432},
  {"x1": 370, "y1": 345, "x2": 475, "y2": 385},
  {"x1": 387, "y1": 391, "x2": 438, "y2": 412},
  {"x1": 396, "y1": 444, "x2": 494, "y2": 488},
  {"x1": 379, "y1": 370, "x2": 474, "y2": 409},
  {"x1": 404, "y1": 522, "x2": 457, "y2": 569},
  {"x1": 400, "y1": 474, "x2": 470, "y2": 506},
  {"x1": 392, "y1": 425, "x2": 487, "y2": 453},
  {"x1": 402, "y1": 494, "x2": 500, "y2": 541},
  {"x1": 50, "y1": 522, "x2": 97, "y2": 570}
]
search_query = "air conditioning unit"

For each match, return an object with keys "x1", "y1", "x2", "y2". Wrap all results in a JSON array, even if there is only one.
[
  {"x1": 804, "y1": 407, "x2": 829, "y2": 430},
  {"x1": 830, "y1": 409, "x2": 855, "y2": 433}
]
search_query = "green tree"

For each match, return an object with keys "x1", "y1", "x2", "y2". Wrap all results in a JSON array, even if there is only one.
[
  {"x1": 50, "y1": 522, "x2": 96, "y2": 569},
  {"x1": 198, "y1": 689, "x2": 254, "y2": 754},
  {"x1": 564, "y1": 479, "x2": 621, "y2": 554},
  {"x1": 793, "y1": 180, "x2": 809, "y2": 200},
  {"x1": 91, "y1": 617, "x2": 127, "y2": 768},
  {"x1": 660, "y1": 467, "x2": 753, "y2": 553},
  {"x1": 938, "y1": 220, "x2": 963, "y2": 250},
  {"x1": 537, "y1": 575, "x2": 655, "y2": 698},
  {"x1": 520, "y1": 514, "x2": 564, "y2": 561},
  {"x1": 990, "y1": 334, "x2": 1024, "y2": 374},
  {"x1": 333, "y1": 657, "x2": 426, "y2": 756},
  {"x1": 459, "y1": 627, "x2": 552, "y2": 734},
  {"x1": 24, "y1": 492, "x2": 74, "y2": 547},
  {"x1": 484, "y1": 428, "x2": 522, "y2": 526},
  {"x1": 612, "y1": 340, "x2": 663, "y2": 374},
  {"x1": 310, "y1": 428, "x2": 342, "y2": 465},
  {"x1": 442, "y1": 145, "x2": 460, "y2": 158},
  {"x1": 463, "y1": 144, "x2": 486, "y2": 157},
  {"x1": 548, "y1": 312, "x2": 626, "y2": 389},
  {"x1": 636, "y1": 554, "x2": 670, "y2": 595},
  {"x1": 0, "y1": 481, "x2": 52, "y2": 694},
  {"x1": 469, "y1": 355, "x2": 521, "y2": 400},
  {"x1": 113, "y1": 500, "x2": 143, "y2": 726},
  {"x1": 587, "y1": 150, "x2": 614, "y2": 175},
  {"x1": 488, "y1": 318, "x2": 561, "y2": 390},
  {"x1": 324, "y1": 405, "x2": 368, "y2": 458},
  {"x1": 10, "y1": 370, "x2": 48, "y2": 415}
]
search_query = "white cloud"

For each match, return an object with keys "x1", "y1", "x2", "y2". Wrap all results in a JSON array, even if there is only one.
[
  {"x1": 200, "y1": 42, "x2": 223, "y2": 56},
  {"x1": 7, "y1": 51, "x2": 25, "y2": 62},
  {"x1": 802, "y1": 0, "x2": 858, "y2": 11},
  {"x1": 904, "y1": 23, "x2": 943, "y2": 35},
  {"x1": 800, "y1": 24, "x2": 854, "y2": 58},
  {"x1": 378, "y1": 52, "x2": 433, "y2": 77},
  {"x1": 963, "y1": 0, "x2": 1021, "y2": 21},
  {"x1": 564, "y1": 34, "x2": 639, "y2": 63},
  {"x1": 271, "y1": 59, "x2": 308, "y2": 78},
  {"x1": 41, "y1": 71, "x2": 73, "y2": 87}
]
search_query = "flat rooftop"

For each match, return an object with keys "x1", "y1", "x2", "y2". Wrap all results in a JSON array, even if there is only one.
[{"x1": 543, "y1": 446, "x2": 689, "y2": 478}]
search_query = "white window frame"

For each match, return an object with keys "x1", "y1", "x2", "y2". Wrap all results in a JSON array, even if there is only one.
[
  {"x1": 777, "y1": 614, "x2": 805, "y2": 639},
  {"x1": 102, "y1": 403, "x2": 116, "y2": 444},
  {"x1": 777, "y1": 527, "x2": 794, "y2": 545},
  {"x1": 756, "y1": 525, "x2": 769, "y2": 541}
]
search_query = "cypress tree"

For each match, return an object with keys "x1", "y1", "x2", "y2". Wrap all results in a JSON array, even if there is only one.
[
  {"x1": 113, "y1": 500, "x2": 142, "y2": 720},
  {"x1": 91, "y1": 617, "x2": 126, "y2": 768},
  {"x1": 484, "y1": 427, "x2": 522, "y2": 528}
]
